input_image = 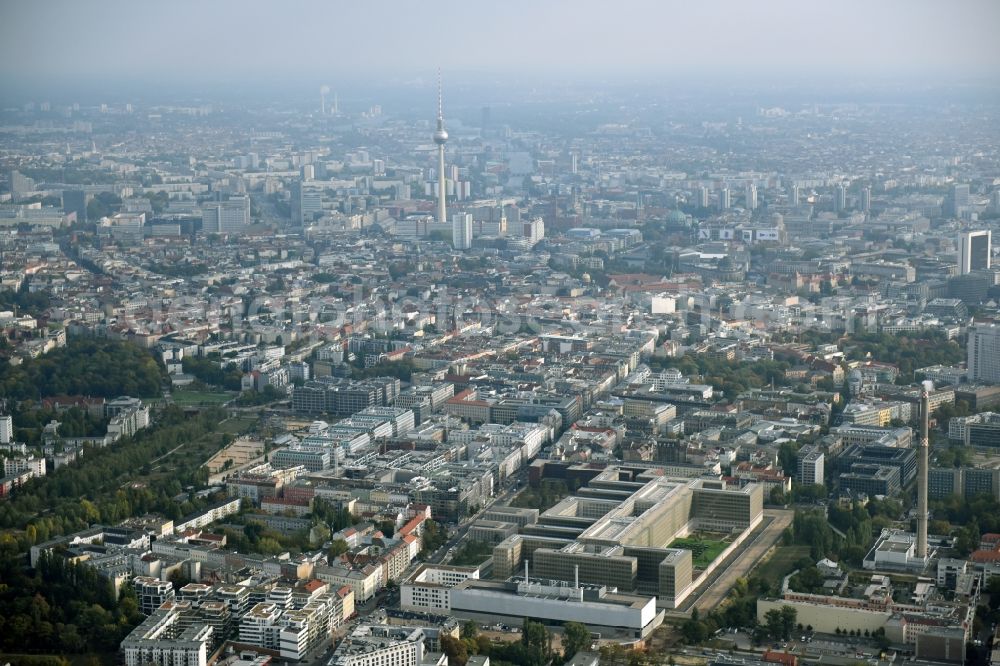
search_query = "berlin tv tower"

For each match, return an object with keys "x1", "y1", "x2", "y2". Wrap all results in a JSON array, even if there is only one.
[{"x1": 433, "y1": 71, "x2": 448, "y2": 225}]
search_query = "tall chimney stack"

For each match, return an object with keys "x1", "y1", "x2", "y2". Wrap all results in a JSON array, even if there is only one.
[{"x1": 916, "y1": 381, "x2": 932, "y2": 559}]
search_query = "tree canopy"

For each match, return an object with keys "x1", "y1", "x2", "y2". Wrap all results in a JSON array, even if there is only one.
[{"x1": 0, "y1": 338, "x2": 164, "y2": 400}]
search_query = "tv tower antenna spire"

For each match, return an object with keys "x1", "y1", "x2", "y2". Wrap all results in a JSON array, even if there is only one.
[
  {"x1": 437, "y1": 69, "x2": 443, "y2": 121},
  {"x1": 433, "y1": 69, "x2": 449, "y2": 226}
]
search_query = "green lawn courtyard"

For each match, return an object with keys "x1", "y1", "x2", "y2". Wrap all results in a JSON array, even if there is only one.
[{"x1": 669, "y1": 535, "x2": 731, "y2": 568}]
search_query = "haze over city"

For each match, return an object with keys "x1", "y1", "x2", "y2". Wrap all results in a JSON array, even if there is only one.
[
  {"x1": 1, "y1": 3, "x2": 1000, "y2": 666},
  {"x1": 2, "y1": 0, "x2": 1000, "y2": 98}
]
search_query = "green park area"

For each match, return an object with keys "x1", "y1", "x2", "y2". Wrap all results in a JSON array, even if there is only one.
[
  {"x1": 669, "y1": 535, "x2": 731, "y2": 568},
  {"x1": 756, "y1": 544, "x2": 811, "y2": 586},
  {"x1": 170, "y1": 388, "x2": 234, "y2": 406}
]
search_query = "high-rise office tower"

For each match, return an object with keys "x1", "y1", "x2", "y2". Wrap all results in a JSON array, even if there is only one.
[
  {"x1": 797, "y1": 445, "x2": 824, "y2": 486},
  {"x1": 63, "y1": 189, "x2": 87, "y2": 223},
  {"x1": 290, "y1": 180, "x2": 322, "y2": 226},
  {"x1": 950, "y1": 183, "x2": 970, "y2": 217},
  {"x1": 968, "y1": 325, "x2": 1000, "y2": 384},
  {"x1": 571, "y1": 153, "x2": 578, "y2": 175},
  {"x1": 697, "y1": 186, "x2": 710, "y2": 208},
  {"x1": 789, "y1": 184, "x2": 799, "y2": 206},
  {"x1": 719, "y1": 187, "x2": 731, "y2": 211},
  {"x1": 433, "y1": 73, "x2": 448, "y2": 225},
  {"x1": 834, "y1": 184, "x2": 847, "y2": 212},
  {"x1": 958, "y1": 230, "x2": 992, "y2": 274},
  {"x1": 8, "y1": 170, "x2": 34, "y2": 199},
  {"x1": 290, "y1": 180, "x2": 304, "y2": 226},
  {"x1": 991, "y1": 190, "x2": 1000, "y2": 213},
  {"x1": 202, "y1": 196, "x2": 251, "y2": 234},
  {"x1": 521, "y1": 217, "x2": 545, "y2": 246},
  {"x1": 745, "y1": 183, "x2": 757, "y2": 210},
  {"x1": 452, "y1": 212, "x2": 472, "y2": 250},
  {"x1": 0, "y1": 414, "x2": 12, "y2": 444},
  {"x1": 860, "y1": 187, "x2": 871, "y2": 213}
]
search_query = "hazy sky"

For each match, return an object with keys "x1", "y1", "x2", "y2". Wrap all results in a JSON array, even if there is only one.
[{"x1": 1, "y1": 0, "x2": 999, "y2": 93}]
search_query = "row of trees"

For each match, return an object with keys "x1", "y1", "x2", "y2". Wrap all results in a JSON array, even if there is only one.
[
  {"x1": 0, "y1": 338, "x2": 164, "y2": 401},
  {"x1": 790, "y1": 500, "x2": 899, "y2": 565},
  {"x1": 0, "y1": 286, "x2": 51, "y2": 315},
  {"x1": 774, "y1": 329, "x2": 966, "y2": 384},
  {"x1": 450, "y1": 541, "x2": 494, "y2": 566},
  {"x1": 441, "y1": 618, "x2": 591, "y2": 666},
  {"x1": 932, "y1": 494, "x2": 1000, "y2": 555},
  {"x1": 510, "y1": 480, "x2": 571, "y2": 512},
  {"x1": 0, "y1": 406, "x2": 229, "y2": 536},
  {"x1": 86, "y1": 191, "x2": 122, "y2": 220},
  {"x1": 420, "y1": 519, "x2": 448, "y2": 555},
  {"x1": 842, "y1": 331, "x2": 965, "y2": 382},
  {"x1": 0, "y1": 550, "x2": 142, "y2": 656},
  {"x1": 181, "y1": 356, "x2": 243, "y2": 391},
  {"x1": 650, "y1": 354, "x2": 794, "y2": 399},
  {"x1": 5, "y1": 404, "x2": 106, "y2": 446},
  {"x1": 682, "y1": 600, "x2": 797, "y2": 645},
  {"x1": 679, "y1": 571, "x2": 779, "y2": 646},
  {"x1": 350, "y1": 358, "x2": 418, "y2": 382}
]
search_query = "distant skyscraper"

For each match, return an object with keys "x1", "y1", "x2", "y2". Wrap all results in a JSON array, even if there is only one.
[
  {"x1": 522, "y1": 217, "x2": 545, "y2": 246},
  {"x1": 950, "y1": 183, "x2": 970, "y2": 217},
  {"x1": 320, "y1": 84, "x2": 330, "y2": 115},
  {"x1": 290, "y1": 180, "x2": 322, "y2": 226},
  {"x1": 745, "y1": 183, "x2": 757, "y2": 211},
  {"x1": 958, "y1": 230, "x2": 992, "y2": 274},
  {"x1": 202, "y1": 196, "x2": 250, "y2": 234},
  {"x1": 8, "y1": 170, "x2": 34, "y2": 199},
  {"x1": 860, "y1": 187, "x2": 871, "y2": 213},
  {"x1": 452, "y1": 212, "x2": 472, "y2": 250},
  {"x1": 719, "y1": 187, "x2": 731, "y2": 211},
  {"x1": 290, "y1": 180, "x2": 303, "y2": 225},
  {"x1": 697, "y1": 186, "x2": 709, "y2": 208},
  {"x1": 571, "y1": 153, "x2": 578, "y2": 175},
  {"x1": 834, "y1": 184, "x2": 847, "y2": 212},
  {"x1": 433, "y1": 73, "x2": 448, "y2": 225},
  {"x1": 992, "y1": 190, "x2": 1000, "y2": 213},
  {"x1": 968, "y1": 325, "x2": 1000, "y2": 384},
  {"x1": 789, "y1": 184, "x2": 799, "y2": 207},
  {"x1": 63, "y1": 189, "x2": 87, "y2": 224},
  {"x1": 301, "y1": 164, "x2": 315, "y2": 181}
]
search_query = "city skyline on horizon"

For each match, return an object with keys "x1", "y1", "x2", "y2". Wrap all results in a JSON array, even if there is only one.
[{"x1": 1, "y1": 0, "x2": 999, "y2": 98}]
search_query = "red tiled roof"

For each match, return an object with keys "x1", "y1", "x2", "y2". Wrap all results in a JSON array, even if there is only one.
[
  {"x1": 763, "y1": 651, "x2": 797, "y2": 666},
  {"x1": 971, "y1": 550, "x2": 1000, "y2": 563},
  {"x1": 302, "y1": 579, "x2": 326, "y2": 592}
]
